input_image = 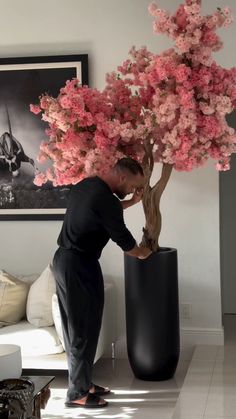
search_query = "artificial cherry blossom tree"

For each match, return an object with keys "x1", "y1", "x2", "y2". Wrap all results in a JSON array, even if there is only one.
[{"x1": 31, "y1": 0, "x2": 236, "y2": 252}]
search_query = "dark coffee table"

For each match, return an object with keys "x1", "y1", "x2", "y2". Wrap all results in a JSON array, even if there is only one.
[{"x1": 22, "y1": 375, "x2": 55, "y2": 419}]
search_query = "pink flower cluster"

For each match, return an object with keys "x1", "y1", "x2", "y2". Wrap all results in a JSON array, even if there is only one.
[
  {"x1": 108, "y1": 0, "x2": 236, "y2": 172},
  {"x1": 149, "y1": 0, "x2": 233, "y2": 66},
  {"x1": 30, "y1": 79, "x2": 145, "y2": 186},
  {"x1": 31, "y1": 0, "x2": 236, "y2": 186},
  {"x1": 113, "y1": 43, "x2": 236, "y2": 171}
]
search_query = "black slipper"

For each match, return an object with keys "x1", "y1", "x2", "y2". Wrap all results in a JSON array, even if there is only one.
[
  {"x1": 65, "y1": 392, "x2": 108, "y2": 409},
  {"x1": 91, "y1": 383, "x2": 111, "y2": 396}
]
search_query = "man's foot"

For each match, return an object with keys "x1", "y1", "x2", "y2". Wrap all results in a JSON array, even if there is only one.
[
  {"x1": 65, "y1": 393, "x2": 108, "y2": 408},
  {"x1": 89, "y1": 383, "x2": 111, "y2": 396}
]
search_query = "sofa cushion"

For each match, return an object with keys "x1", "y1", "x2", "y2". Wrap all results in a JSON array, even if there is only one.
[
  {"x1": 0, "y1": 270, "x2": 30, "y2": 327},
  {"x1": 0, "y1": 320, "x2": 63, "y2": 355},
  {"x1": 18, "y1": 274, "x2": 39, "y2": 285},
  {"x1": 26, "y1": 264, "x2": 56, "y2": 327}
]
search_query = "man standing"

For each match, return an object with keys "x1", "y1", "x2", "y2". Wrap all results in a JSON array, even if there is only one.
[{"x1": 53, "y1": 157, "x2": 152, "y2": 408}]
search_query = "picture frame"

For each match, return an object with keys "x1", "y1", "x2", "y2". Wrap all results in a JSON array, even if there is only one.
[{"x1": 0, "y1": 54, "x2": 88, "y2": 220}]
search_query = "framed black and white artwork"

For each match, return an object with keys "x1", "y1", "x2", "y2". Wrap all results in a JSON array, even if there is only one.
[{"x1": 0, "y1": 54, "x2": 88, "y2": 220}]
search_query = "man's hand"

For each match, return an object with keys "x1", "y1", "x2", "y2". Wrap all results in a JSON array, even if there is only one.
[
  {"x1": 138, "y1": 246, "x2": 152, "y2": 259},
  {"x1": 125, "y1": 244, "x2": 152, "y2": 259},
  {"x1": 121, "y1": 188, "x2": 144, "y2": 210},
  {"x1": 130, "y1": 187, "x2": 143, "y2": 205}
]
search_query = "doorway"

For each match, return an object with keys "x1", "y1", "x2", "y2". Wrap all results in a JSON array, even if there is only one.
[{"x1": 220, "y1": 110, "x2": 236, "y2": 315}]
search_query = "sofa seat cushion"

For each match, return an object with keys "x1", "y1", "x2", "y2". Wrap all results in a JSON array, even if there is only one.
[{"x1": 0, "y1": 320, "x2": 64, "y2": 356}]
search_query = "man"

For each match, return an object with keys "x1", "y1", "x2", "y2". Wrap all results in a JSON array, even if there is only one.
[{"x1": 53, "y1": 157, "x2": 152, "y2": 409}]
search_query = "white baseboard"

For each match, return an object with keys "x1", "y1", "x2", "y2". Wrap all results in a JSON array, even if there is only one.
[
  {"x1": 112, "y1": 327, "x2": 224, "y2": 359},
  {"x1": 180, "y1": 326, "x2": 224, "y2": 347}
]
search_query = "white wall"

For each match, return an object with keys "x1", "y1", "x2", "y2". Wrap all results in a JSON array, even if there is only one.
[{"x1": 0, "y1": 0, "x2": 235, "y2": 356}]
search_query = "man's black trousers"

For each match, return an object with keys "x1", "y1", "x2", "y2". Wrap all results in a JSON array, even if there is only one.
[{"x1": 53, "y1": 247, "x2": 104, "y2": 401}]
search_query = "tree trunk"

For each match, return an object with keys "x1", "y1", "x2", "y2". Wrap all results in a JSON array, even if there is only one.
[{"x1": 141, "y1": 163, "x2": 173, "y2": 251}]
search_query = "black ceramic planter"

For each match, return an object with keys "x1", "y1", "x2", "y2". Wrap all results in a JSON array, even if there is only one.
[{"x1": 124, "y1": 247, "x2": 180, "y2": 381}]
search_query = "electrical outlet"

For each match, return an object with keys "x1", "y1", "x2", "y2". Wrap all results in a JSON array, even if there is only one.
[{"x1": 180, "y1": 303, "x2": 192, "y2": 319}]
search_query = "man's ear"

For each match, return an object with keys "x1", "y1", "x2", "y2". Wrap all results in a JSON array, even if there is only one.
[{"x1": 119, "y1": 174, "x2": 127, "y2": 184}]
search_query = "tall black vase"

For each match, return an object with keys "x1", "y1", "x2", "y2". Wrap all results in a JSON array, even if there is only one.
[{"x1": 124, "y1": 247, "x2": 180, "y2": 381}]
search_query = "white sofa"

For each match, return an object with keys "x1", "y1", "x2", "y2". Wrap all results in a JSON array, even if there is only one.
[{"x1": 0, "y1": 267, "x2": 113, "y2": 370}]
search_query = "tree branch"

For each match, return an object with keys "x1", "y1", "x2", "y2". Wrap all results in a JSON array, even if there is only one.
[
  {"x1": 152, "y1": 163, "x2": 173, "y2": 196},
  {"x1": 142, "y1": 138, "x2": 154, "y2": 181}
]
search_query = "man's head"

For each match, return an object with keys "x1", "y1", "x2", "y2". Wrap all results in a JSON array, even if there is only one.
[{"x1": 112, "y1": 157, "x2": 145, "y2": 199}]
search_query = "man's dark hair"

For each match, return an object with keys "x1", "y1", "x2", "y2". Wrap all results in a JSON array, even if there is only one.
[{"x1": 115, "y1": 157, "x2": 144, "y2": 176}]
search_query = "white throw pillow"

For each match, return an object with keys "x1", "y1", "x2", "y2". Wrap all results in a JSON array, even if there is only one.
[
  {"x1": 26, "y1": 264, "x2": 56, "y2": 327},
  {"x1": 52, "y1": 293, "x2": 65, "y2": 350},
  {"x1": 0, "y1": 270, "x2": 30, "y2": 327}
]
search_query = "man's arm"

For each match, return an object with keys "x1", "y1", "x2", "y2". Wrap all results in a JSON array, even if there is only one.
[
  {"x1": 99, "y1": 190, "x2": 152, "y2": 258},
  {"x1": 125, "y1": 244, "x2": 152, "y2": 259},
  {"x1": 121, "y1": 188, "x2": 143, "y2": 210}
]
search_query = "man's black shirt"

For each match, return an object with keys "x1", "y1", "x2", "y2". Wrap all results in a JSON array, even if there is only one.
[{"x1": 58, "y1": 176, "x2": 136, "y2": 258}]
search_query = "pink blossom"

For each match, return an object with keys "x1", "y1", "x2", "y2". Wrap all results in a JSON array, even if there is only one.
[
  {"x1": 175, "y1": 5, "x2": 188, "y2": 30},
  {"x1": 148, "y1": 3, "x2": 159, "y2": 17},
  {"x1": 223, "y1": 7, "x2": 232, "y2": 17},
  {"x1": 94, "y1": 132, "x2": 109, "y2": 149},
  {"x1": 199, "y1": 102, "x2": 215, "y2": 115},
  {"x1": 34, "y1": 172, "x2": 47, "y2": 186},
  {"x1": 37, "y1": 151, "x2": 48, "y2": 163},
  {"x1": 216, "y1": 160, "x2": 230, "y2": 171},
  {"x1": 30, "y1": 104, "x2": 41, "y2": 114},
  {"x1": 175, "y1": 65, "x2": 191, "y2": 83},
  {"x1": 223, "y1": 17, "x2": 234, "y2": 28},
  {"x1": 175, "y1": 36, "x2": 191, "y2": 53},
  {"x1": 188, "y1": 14, "x2": 203, "y2": 25},
  {"x1": 184, "y1": 4, "x2": 201, "y2": 15}
]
